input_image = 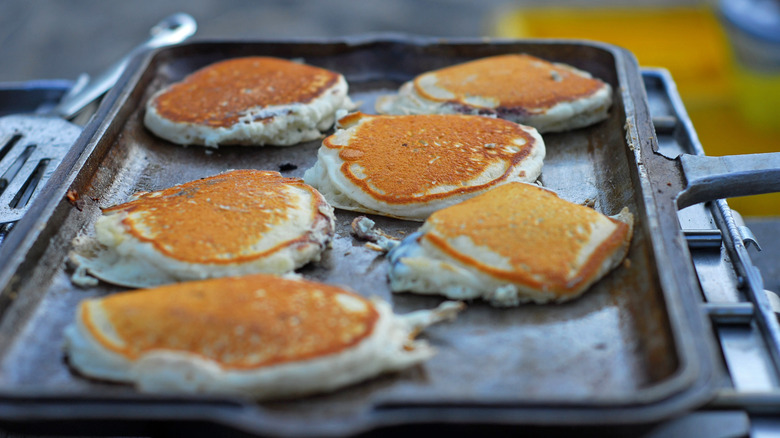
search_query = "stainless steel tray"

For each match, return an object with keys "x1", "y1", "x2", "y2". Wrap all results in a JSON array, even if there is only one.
[{"x1": 0, "y1": 37, "x2": 718, "y2": 436}]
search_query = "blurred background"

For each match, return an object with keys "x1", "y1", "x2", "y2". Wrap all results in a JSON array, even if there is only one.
[{"x1": 0, "y1": 0, "x2": 777, "y2": 280}]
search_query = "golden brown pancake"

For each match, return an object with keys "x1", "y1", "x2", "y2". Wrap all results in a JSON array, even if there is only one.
[
  {"x1": 104, "y1": 170, "x2": 322, "y2": 265},
  {"x1": 151, "y1": 57, "x2": 339, "y2": 128},
  {"x1": 415, "y1": 54, "x2": 605, "y2": 110},
  {"x1": 144, "y1": 57, "x2": 355, "y2": 146},
  {"x1": 69, "y1": 169, "x2": 335, "y2": 288},
  {"x1": 303, "y1": 112, "x2": 545, "y2": 220},
  {"x1": 388, "y1": 182, "x2": 633, "y2": 305},
  {"x1": 63, "y1": 274, "x2": 464, "y2": 399},
  {"x1": 376, "y1": 54, "x2": 613, "y2": 133},
  {"x1": 82, "y1": 275, "x2": 378, "y2": 369}
]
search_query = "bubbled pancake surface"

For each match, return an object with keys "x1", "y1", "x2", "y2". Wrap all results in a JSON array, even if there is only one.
[
  {"x1": 81, "y1": 274, "x2": 379, "y2": 369},
  {"x1": 423, "y1": 183, "x2": 631, "y2": 294},
  {"x1": 325, "y1": 114, "x2": 538, "y2": 204},
  {"x1": 415, "y1": 54, "x2": 606, "y2": 111},
  {"x1": 149, "y1": 57, "x2": 339, "y2": 128},
  {"x1": 103, "y1": 169, "x2": 324, "y2": 264}
]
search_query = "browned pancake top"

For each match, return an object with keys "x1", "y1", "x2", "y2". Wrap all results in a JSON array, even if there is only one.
[
  {"x1": 324, "y1": 114, "x2": 536, "y2": 204},
  {"x1": 414, "y1": 54, "x2": 606, "y2": 111},
  {"x1": 424, "y1": 183, "x2": 630, "y2": 294},
  {"x1": 82, "y1": 274, "x2": 379, "y2": 369},
  {"x1": 103, "y1": 169, "x2": 322, "y2": 264},
  {"x1": 150, "y1": 57, "x2": 340, "y2": 127}
]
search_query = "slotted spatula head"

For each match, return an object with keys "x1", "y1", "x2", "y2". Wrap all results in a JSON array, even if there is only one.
[
  {"x1": 0, "y1": 13, "x2": 196, "y2": 231},
  {"x1": 0, "y1": 115, "x2": 80, "y2": 224}
]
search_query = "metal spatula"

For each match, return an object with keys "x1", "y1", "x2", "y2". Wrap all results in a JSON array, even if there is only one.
[{"x1": 0, "y1": 13, "x2": 196, "y2": 237}]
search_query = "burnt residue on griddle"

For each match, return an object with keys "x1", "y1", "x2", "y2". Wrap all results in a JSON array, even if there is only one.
[{"x1": 279, "y1": 162, "x2": 298, "y2": 172}]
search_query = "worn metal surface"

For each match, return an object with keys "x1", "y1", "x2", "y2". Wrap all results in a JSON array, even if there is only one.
[
  {"x1": 0, "y1": 116, "x2": 81, "y2": 223},
  {"x1": 0, "y1": 38, "x2": 717, "y2": 436}
]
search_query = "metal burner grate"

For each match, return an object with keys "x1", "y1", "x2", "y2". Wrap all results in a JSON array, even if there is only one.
[{"x1": 645, "y1": 68, "x2": 780, "y2": 437}]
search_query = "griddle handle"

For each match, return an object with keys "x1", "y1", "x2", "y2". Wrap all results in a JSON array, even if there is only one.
[
  {"x1": 677, "y1": 152, "x2": 780, "y2": 209},
  {"x1": 50, "y1": 13, "x2": 197, "y2": 119}
]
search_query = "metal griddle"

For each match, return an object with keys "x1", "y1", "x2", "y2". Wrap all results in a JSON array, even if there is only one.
[{"x1": 0, "y1": 37, "x2": 727, "y2": 436}]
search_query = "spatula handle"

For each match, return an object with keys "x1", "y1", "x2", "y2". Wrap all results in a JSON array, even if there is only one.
[{"x1": 51, "y1": 13, "x2": 197, "y2": 119}]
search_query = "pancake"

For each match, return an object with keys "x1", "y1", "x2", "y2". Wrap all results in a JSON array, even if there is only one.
[
  {"x1": 69, "y1": 170, "x2": 335, "y2": 288},
  {"x1": 303, "y1": 112, "x2": 545, "y2": 221},
  {"x1": 144, "y1": 57, "x2": 355, "y2": 147},
  {"x1": 388, "y1": 183, "x2": 633, "y2": 306},
  {"x1": 376, "y1": 54, "x2": 612, "y2": 133},
  {"x1": 63, "y1": 274, "x2": 463, "y2": 399}
]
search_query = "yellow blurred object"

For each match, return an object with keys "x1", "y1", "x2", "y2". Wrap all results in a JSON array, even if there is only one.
[
  {"x1": 492, "y1": 6, "x2": 780, "y2": 216},
  {"x1": 732, "y1": 64, "x2": 780, "y2": 131},
  {"x1": 493, "y1": 7, "x2": 732, "y2": 105}
]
